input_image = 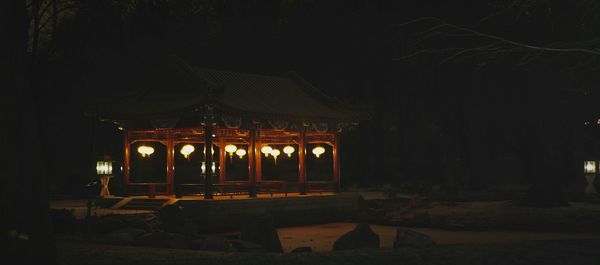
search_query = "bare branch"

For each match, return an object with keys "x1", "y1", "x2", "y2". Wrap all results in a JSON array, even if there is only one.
[{"x1": 393, "y1": 17, "x2": 600, "y2": 62}]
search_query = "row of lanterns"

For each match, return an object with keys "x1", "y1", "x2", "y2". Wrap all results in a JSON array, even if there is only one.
[{"x1": 137, "y1": 144, "x2": 326, "y2": 161}]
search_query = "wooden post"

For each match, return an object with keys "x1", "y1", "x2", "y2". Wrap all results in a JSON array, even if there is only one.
[
  {"x1": 123, "y1": 130, "x2": 130, "y2": 188},
  {"x1": 333, "y1": 133, "x2": 341, "y2": 192},
  {"x1": 219, "y1": 137, "x2": 226, "y2": 184},
  {"x1": 256, "y1": 138, "x2": 262, "y2": 183},
  {"x1": 248, "y1": 128, "x2": 257, "y2": 197},
  {"x1": 204, "y1": 115, "x2": 214, "y2": 199},
  {"x1": 166, "y1": 131, "x2": 174, "y2": 195},
  {"x1": 299, "y1": 128, "x2": 307, "y2": 195}
]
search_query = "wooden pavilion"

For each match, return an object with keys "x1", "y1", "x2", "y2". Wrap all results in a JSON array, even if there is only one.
[{"x1": 92, "y1": 55, "x2": 366, "y2": 199}]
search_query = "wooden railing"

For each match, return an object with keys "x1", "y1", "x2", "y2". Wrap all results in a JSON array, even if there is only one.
[{"x1": 125, "y1": 180, "x2": 337, "y2": 198}]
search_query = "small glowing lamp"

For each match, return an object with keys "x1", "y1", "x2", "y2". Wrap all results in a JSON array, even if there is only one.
[
  {"x1": 261, "y1": 145, "x2": 273, "y2": 157},
  {"x1": 96, "y1": 156, "x2": 113, "y2": 176},
  {"x1": 312, "y1": 146, "x2": 325, "y2": 158},
  {"x1": 96, "y1": 155, "x2": 113, "y2": 197},
  {"x1": 201, "y1": 162, "x2": 217, "y2": 174},
  {"x1": 584, "y1": 161, "x2": 596, "y2": 174},
  {"x1": 180, "y1": 144, "x2": 195, "y2": 159},
  {"x1": 283, "y1": 145, "x2": 295, "y2": 157},
  {"x1": 203, "y1": 146, "x2": 215, "y2": 156},
  {"x1": 270, "y1": 149, "x2": 281, "y2": 164},
  {"x1": 225, "y1": 144, "x2": 238, "y2": 158},
  {"x1": 235, "y1": 148, "x2": 247, "y2": 159},
  {"x1": 137, "y1": 145, "x2": 155, "y2": 157}
]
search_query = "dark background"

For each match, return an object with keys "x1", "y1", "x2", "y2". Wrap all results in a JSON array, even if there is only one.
[{"x1": 18, "y1": 0, "x2": 600, "y2": 200}]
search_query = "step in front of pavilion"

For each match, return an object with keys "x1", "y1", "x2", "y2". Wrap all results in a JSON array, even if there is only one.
[{"x1": 117, "y1": 198, "x2": 172, "y2": 210}]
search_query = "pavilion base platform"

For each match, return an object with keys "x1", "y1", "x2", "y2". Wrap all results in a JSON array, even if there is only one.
[
  {"x1": 176, "y1": 192, "x2": 361, "y2": 232},
  {"x1": 102, "y1": 192, "x2": 361, "y2": 232}
]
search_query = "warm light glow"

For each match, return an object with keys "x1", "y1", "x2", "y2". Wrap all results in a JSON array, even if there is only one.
[
  {"x1": 201, "y1": 162, "x2": 217, "y2": 174},
  {"x1": 137, "y1": 145, "x2": 155, "y2": 157},
  {"x1": 203, "y1": 146, "x2": 215, "y2": 156},
  {"x1": 271, "y1": 149, "x2": 280, "y2": 164},
  {"x1": 261, "y1": 145, "x2": 273, "y2": 157},
  {"x1": 584, "y1": 161, "x2": 596, "y2": 174},
  {"x1": 96, "y1": 161, "x2": 113, "y2": 175},
  {"x1": 312, "y1": 146, "x2": 325, "y2": 158},
  {"x1": 235, "y1": 149, "x2": 247, "y2": 159},
  {"x1": 180, "y1": 144, "x2": 195, "y2": 159},
  {"x1": 225, "y1": 144, "x2": 238, "y2": 158},
  {"x1": 283, "y1": 145, "x2": 295, "y2": 157}
]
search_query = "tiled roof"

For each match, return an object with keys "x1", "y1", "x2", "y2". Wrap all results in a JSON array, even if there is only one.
[{"x1": 92, "y1": 55, "x2": 367, "y2": 122}]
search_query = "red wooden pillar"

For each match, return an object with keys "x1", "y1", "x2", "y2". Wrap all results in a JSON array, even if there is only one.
[
  {"x1": 333, "y1": 133, "x2": 341, "y2": 192},
  {"x1": 219, "y1": 137, "x2": 226, "y2": 185},
  {"x1": 123, "y1": 130, "x2": 130, "y2": 188},
  {"x1": 299, "y1": 129, "x2": 307, "y2": 195},
  {"x1": 248, "y1": 128, "x2": 257, "y2": 197},
  {"x1": 256, "y1": 137, "x2": 262, "y2": 182},
  {"x1": 204, "y1": 117, "x2": 214, "y2": 199},
  {"x1": 166, "y1": 131, "x2": 174, "y2": 195}
]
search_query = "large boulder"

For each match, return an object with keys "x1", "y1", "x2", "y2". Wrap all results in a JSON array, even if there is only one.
[
  {"x1": 393, "y1": 228, "x2": 435, "y2": 248},
  {"x1": 332, "y1": 223, "x2": 380, "y2": 251},
  {"x1": 158, "y1": 205, "x2": 186, "y2": 233},
  {"x1": 133, "y1": 232, "x2": 191, "y2": 249},
  {"x1": 105, "y1": 227, "x2": 147, "y2": 245},
  {"x1": 291, "y1": 246, "x2": 313, "y2": 253},
  {"x1": 190, "y1": 235, "x2": 232, "y2": 251},
  {"x1": 50, "y1": 208, "x2": 77, "y2": 233},
  {"x1": 93, "y1": 214, "x2": 153, "y2": 234},
  {"x1": 230, "y1": 240, "x2": 267, "y2": 253},
  {"x1": 240, "y1": 214, "x2": 283, "y2": 253}
]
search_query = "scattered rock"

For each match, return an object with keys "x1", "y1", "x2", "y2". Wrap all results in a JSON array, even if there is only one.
[
  {"x1": 105, "y1": 227, "x2": 146, "y2": 245},
  {"x1": 180, "y1": 218, "x2": 198, "y2": 237},
  {"x1": 158, "y1": 205, "x2": 185, "y2": 233},
  {"x1": 332, "y1": 223, "x2": 380, "y2": 251},
  {"x1": 133, "y1": 232, "x2": 191, "y2": 249},
  {"x1": 230, "y1": 240, "x2": 267, "y2": 253},
  {"x1": 190, "y1": 235, "x2": 232, "y2": 251},
  {"x1": 93, "y1": 214, "x2": 153, "y2": 233},
  {"x1": 291, "y1": 246, "x2": 313, "y2": 253},
  {"x1": 393, "y1": 228, "x2": 435, "y2": 248},
  {"x1": 240, "y1": 214, "x2": 283, "y2": 253},
  {"x1": 50, "y1": 208, "x2": 77, "y2": 233}
]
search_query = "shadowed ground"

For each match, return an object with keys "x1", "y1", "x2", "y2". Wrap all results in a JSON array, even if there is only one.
[{"x1": 56, "y1": 237, "x2": 600, "y2": 265}]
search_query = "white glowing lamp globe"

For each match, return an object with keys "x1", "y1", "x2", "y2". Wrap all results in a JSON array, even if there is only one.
[
  {"x1": 180, "y1": 144, "x2": 195, "y2": 159},
  {"x1": 312, "y1": 146, "x2": 325, "y2": 158},
  {"x1": 137, "y1": 145, "x2": 155, "y2": 157},
  {"x1": 270, "y1": 149, "x2": 281, "y2": 163},
  {"x1": 225, "y1": 144, "x2": 237, "y2": 158},
  {"x1": 283, "y1": 145, "x2": 295, "y2": 157},
  {"x1": 261, "y1": 145, "x2": 273, "y2": 157},
  {"x1": 235, "y1": 148, "x2": 247, "y2": 159}
]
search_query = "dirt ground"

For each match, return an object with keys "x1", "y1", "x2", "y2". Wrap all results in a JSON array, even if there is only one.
[
  {"x1": 56, "y1": 237, "x2": 600, "y2": 265},
  {"x1": 371, "y1": 200, "x2": 600, "y2": 232},
  {"x1": 275, "y1": 223, "x2": 600, "y2": 252}
]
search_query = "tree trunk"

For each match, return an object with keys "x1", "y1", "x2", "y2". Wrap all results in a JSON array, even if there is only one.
[{"x1": 1, "y1": 0, "x2": 58, "y2": 264}]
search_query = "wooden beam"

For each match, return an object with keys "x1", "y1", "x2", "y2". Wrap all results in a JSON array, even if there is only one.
[
  {"x1": 166, "y1": 131, "x2": 174, "y2": 195},
  {"x1": 123, "y1": 130, "x2": 130, "y2": 187},
  {"x1": 219, "y1": 137, "x2": 226, "y2": 185},
  {"x1": 256, "y1": 139, "x2": 262, "y2": 182},
  {"x1": 204, "y1": 117, "x2": 214, "y2": 199},
  {"x1": 333, "y1": 132, "x2": 340, "y2": 192},
  {"x1": 299, "y1": 128, "x2": 307, "y2": 195},
  {"x1": 248, "y1": 128, "x2": 257, "y2": 197}
]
